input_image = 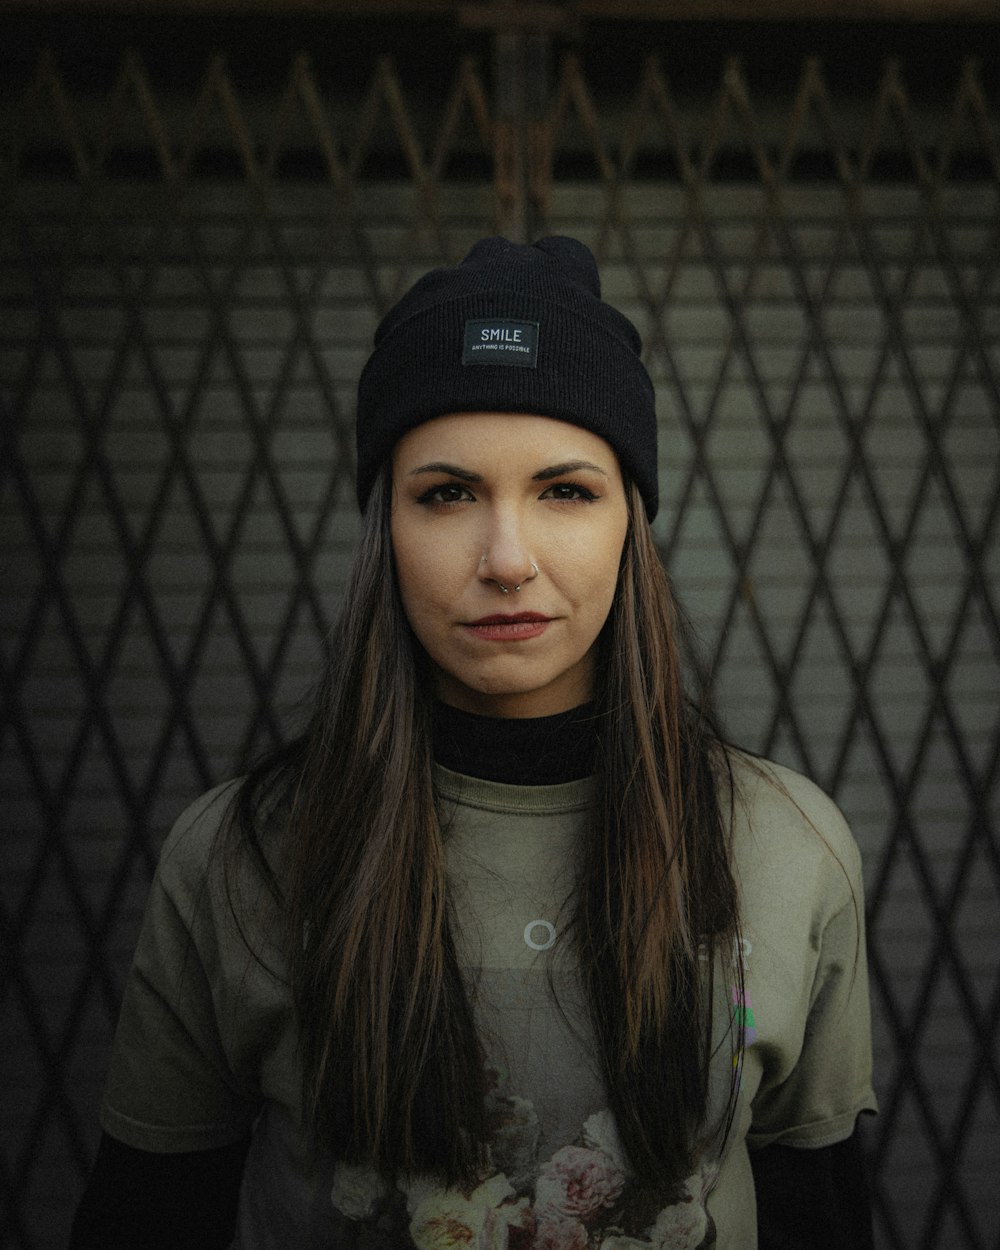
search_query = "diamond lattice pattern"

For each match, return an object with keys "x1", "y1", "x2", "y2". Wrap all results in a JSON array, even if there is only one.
[{"x1": 1, "y1": 45, "x2": 997, "y2": 1250}]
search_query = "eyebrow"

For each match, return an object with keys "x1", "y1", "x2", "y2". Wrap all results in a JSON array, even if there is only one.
[
  {"x1": 406, "y1": 459, "x2": 608, "y2": 482},
  {"x1": 407, "y1": 462, "x2": 482, "y2": 482},
  {"x1": 532, "y1": 460, "x2": 608, "y2": 481}
]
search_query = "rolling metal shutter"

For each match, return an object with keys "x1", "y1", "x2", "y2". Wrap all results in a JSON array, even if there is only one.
[{"x1": 1, "y1": 16, "x2": 997, "y2": 1249}]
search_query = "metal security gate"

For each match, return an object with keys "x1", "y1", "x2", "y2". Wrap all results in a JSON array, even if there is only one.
[{"x1": 1, "y1": 12, "x2": 998, "y2": 1249}]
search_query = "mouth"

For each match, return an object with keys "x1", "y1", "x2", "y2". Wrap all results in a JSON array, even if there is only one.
[
  {"x1": 469, "y1": 613, "x2": 550, "y2": 625},
  {"x1": 463, "y1": 612, "x2": 552, "y2": 641}
]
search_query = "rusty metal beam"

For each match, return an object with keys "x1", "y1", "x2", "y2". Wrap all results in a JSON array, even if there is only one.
[{"x1": 0, "y1": 0, "x2": 997, "y2": 19}]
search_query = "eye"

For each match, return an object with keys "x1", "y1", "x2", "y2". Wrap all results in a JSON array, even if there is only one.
[
  {"x1": 540, "y1": 481, "x2": 600, "y2": 502},
  {"x1": 416, "y1": 482, "x2": 475, "y2": 506}
]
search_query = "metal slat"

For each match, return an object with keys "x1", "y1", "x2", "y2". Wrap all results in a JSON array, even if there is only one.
[{"x1": 1, "y1": 33, "x2": 997, "y2": 1250}]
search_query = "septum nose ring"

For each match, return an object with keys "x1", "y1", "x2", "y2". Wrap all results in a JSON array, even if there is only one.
[{"x1": 496, "y1": 562, "x2": 539, "y2": 594}]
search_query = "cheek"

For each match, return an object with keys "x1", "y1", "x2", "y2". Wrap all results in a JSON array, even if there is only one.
[
  {"x1": 596, "y1": 524, "x2": 628, "y2": 622},
  {"x1": 578, "y1": 517, "x2": 628, "y2": 597},
  {"x1": 391, "y1": 529, "x2": 453, "y2": 632},
  {"x1": 390, "y1": 525, "x2": 422, "y2": 622},
  {"x1": 557, "y1": 525, "x2": 626, "y2": 642},
  {"x1": 587, "y1": 563, "x2": 622, "y2": 637}
]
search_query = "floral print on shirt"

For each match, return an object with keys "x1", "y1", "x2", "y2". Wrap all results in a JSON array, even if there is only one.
[{"x1": 329, "y1": 1070, "x2": 718, "y2": 1249}]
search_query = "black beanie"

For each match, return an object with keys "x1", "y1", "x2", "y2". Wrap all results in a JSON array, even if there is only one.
[{"x1": 355, "y1": 236, "x2": 658, "y2": 519}]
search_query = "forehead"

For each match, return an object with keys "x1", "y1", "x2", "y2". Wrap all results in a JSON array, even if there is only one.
[{"x1": 391, "y1": 411, "x2": 620, "y2": 470}]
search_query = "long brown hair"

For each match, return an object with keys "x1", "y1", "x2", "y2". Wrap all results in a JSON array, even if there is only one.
[{"x1": 230, "y1": 466, "x2": 741, "y2": 1188}]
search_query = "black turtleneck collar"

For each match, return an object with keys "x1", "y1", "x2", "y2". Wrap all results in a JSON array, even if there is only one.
[{"x1": 431, "y1": 702, "x2": 600, "y2": 786}]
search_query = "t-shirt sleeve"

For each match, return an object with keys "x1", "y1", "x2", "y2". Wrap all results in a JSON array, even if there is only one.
[
  {"x1": 743, "y1": 767, "x2": 878, "y2": 1150},
  {"x1": 101, "y1": 784, "x2": 263, "y2": 1153}
]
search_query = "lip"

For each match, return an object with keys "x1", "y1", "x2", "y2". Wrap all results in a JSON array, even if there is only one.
[{"x1": 463, "y1": 612, "x2": 552, "y2": 642}]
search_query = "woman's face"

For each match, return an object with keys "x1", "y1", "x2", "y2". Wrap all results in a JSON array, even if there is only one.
[{"x1": 391, "y1": 412, "x2": 629, "y2": 718}]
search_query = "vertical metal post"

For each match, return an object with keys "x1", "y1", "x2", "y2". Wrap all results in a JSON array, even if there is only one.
[
  {"x1": 523, "y1": 29, "x2": 550, "y2": 238},
  {"x1": 461, "y1": 4, "x2": 560, "y2": 242},
  {"x1": 494, "y1": 27, "x2": 530, "y2": 241}
]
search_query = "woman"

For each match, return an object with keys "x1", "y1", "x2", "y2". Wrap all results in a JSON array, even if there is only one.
[{"x1": 71, "y1": 237, "x2": 877, "y2": 1249}]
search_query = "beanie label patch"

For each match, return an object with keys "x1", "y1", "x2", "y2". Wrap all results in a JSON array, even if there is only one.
[{"x1": 462, "y1": 319, "x2": 539, "y2": 368}]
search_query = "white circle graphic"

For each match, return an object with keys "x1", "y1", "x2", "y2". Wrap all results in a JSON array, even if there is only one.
[{"x1": 523, "y1": 919, "x2": 557, "y2": 951}]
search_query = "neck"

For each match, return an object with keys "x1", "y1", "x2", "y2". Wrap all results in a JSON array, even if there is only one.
[{"x1": 431, "y1": 701, "x2": 599, "y2": 785}]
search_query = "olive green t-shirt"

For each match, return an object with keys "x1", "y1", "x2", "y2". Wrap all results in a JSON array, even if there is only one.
[{"x1": 102, "y1": 753, "x2": 876, "y2": 1248}]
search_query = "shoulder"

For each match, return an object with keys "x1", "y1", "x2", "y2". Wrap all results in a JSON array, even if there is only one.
[
  {"x1": 726, "y1": 751, "x2": 854, "y2": 846},
  {"x1": 154, "y1": 776, "x2": 286, "y2": 915},
  {"x1": 157, "y1": 780, "x2": 243, "y2": 880},
  {"x1": 721, "y1": 749, "x2": 863, "y2": 906},
  {"x1": 148, "y1": 777, "x2": 287, "y2": 968}
]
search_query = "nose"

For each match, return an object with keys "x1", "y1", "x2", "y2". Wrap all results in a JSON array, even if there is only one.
[{"x1": 478, "y1": 508, "x2": 538, "y2": 594}]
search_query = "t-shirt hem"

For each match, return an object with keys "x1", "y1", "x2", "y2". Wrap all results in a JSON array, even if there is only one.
[
  {"x1": 747, "y1": 1092, "x2": 878, "y2": 1151},
  {"x1": 101, "y1": 1101, "x2": 254, "y2": 1154}
]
